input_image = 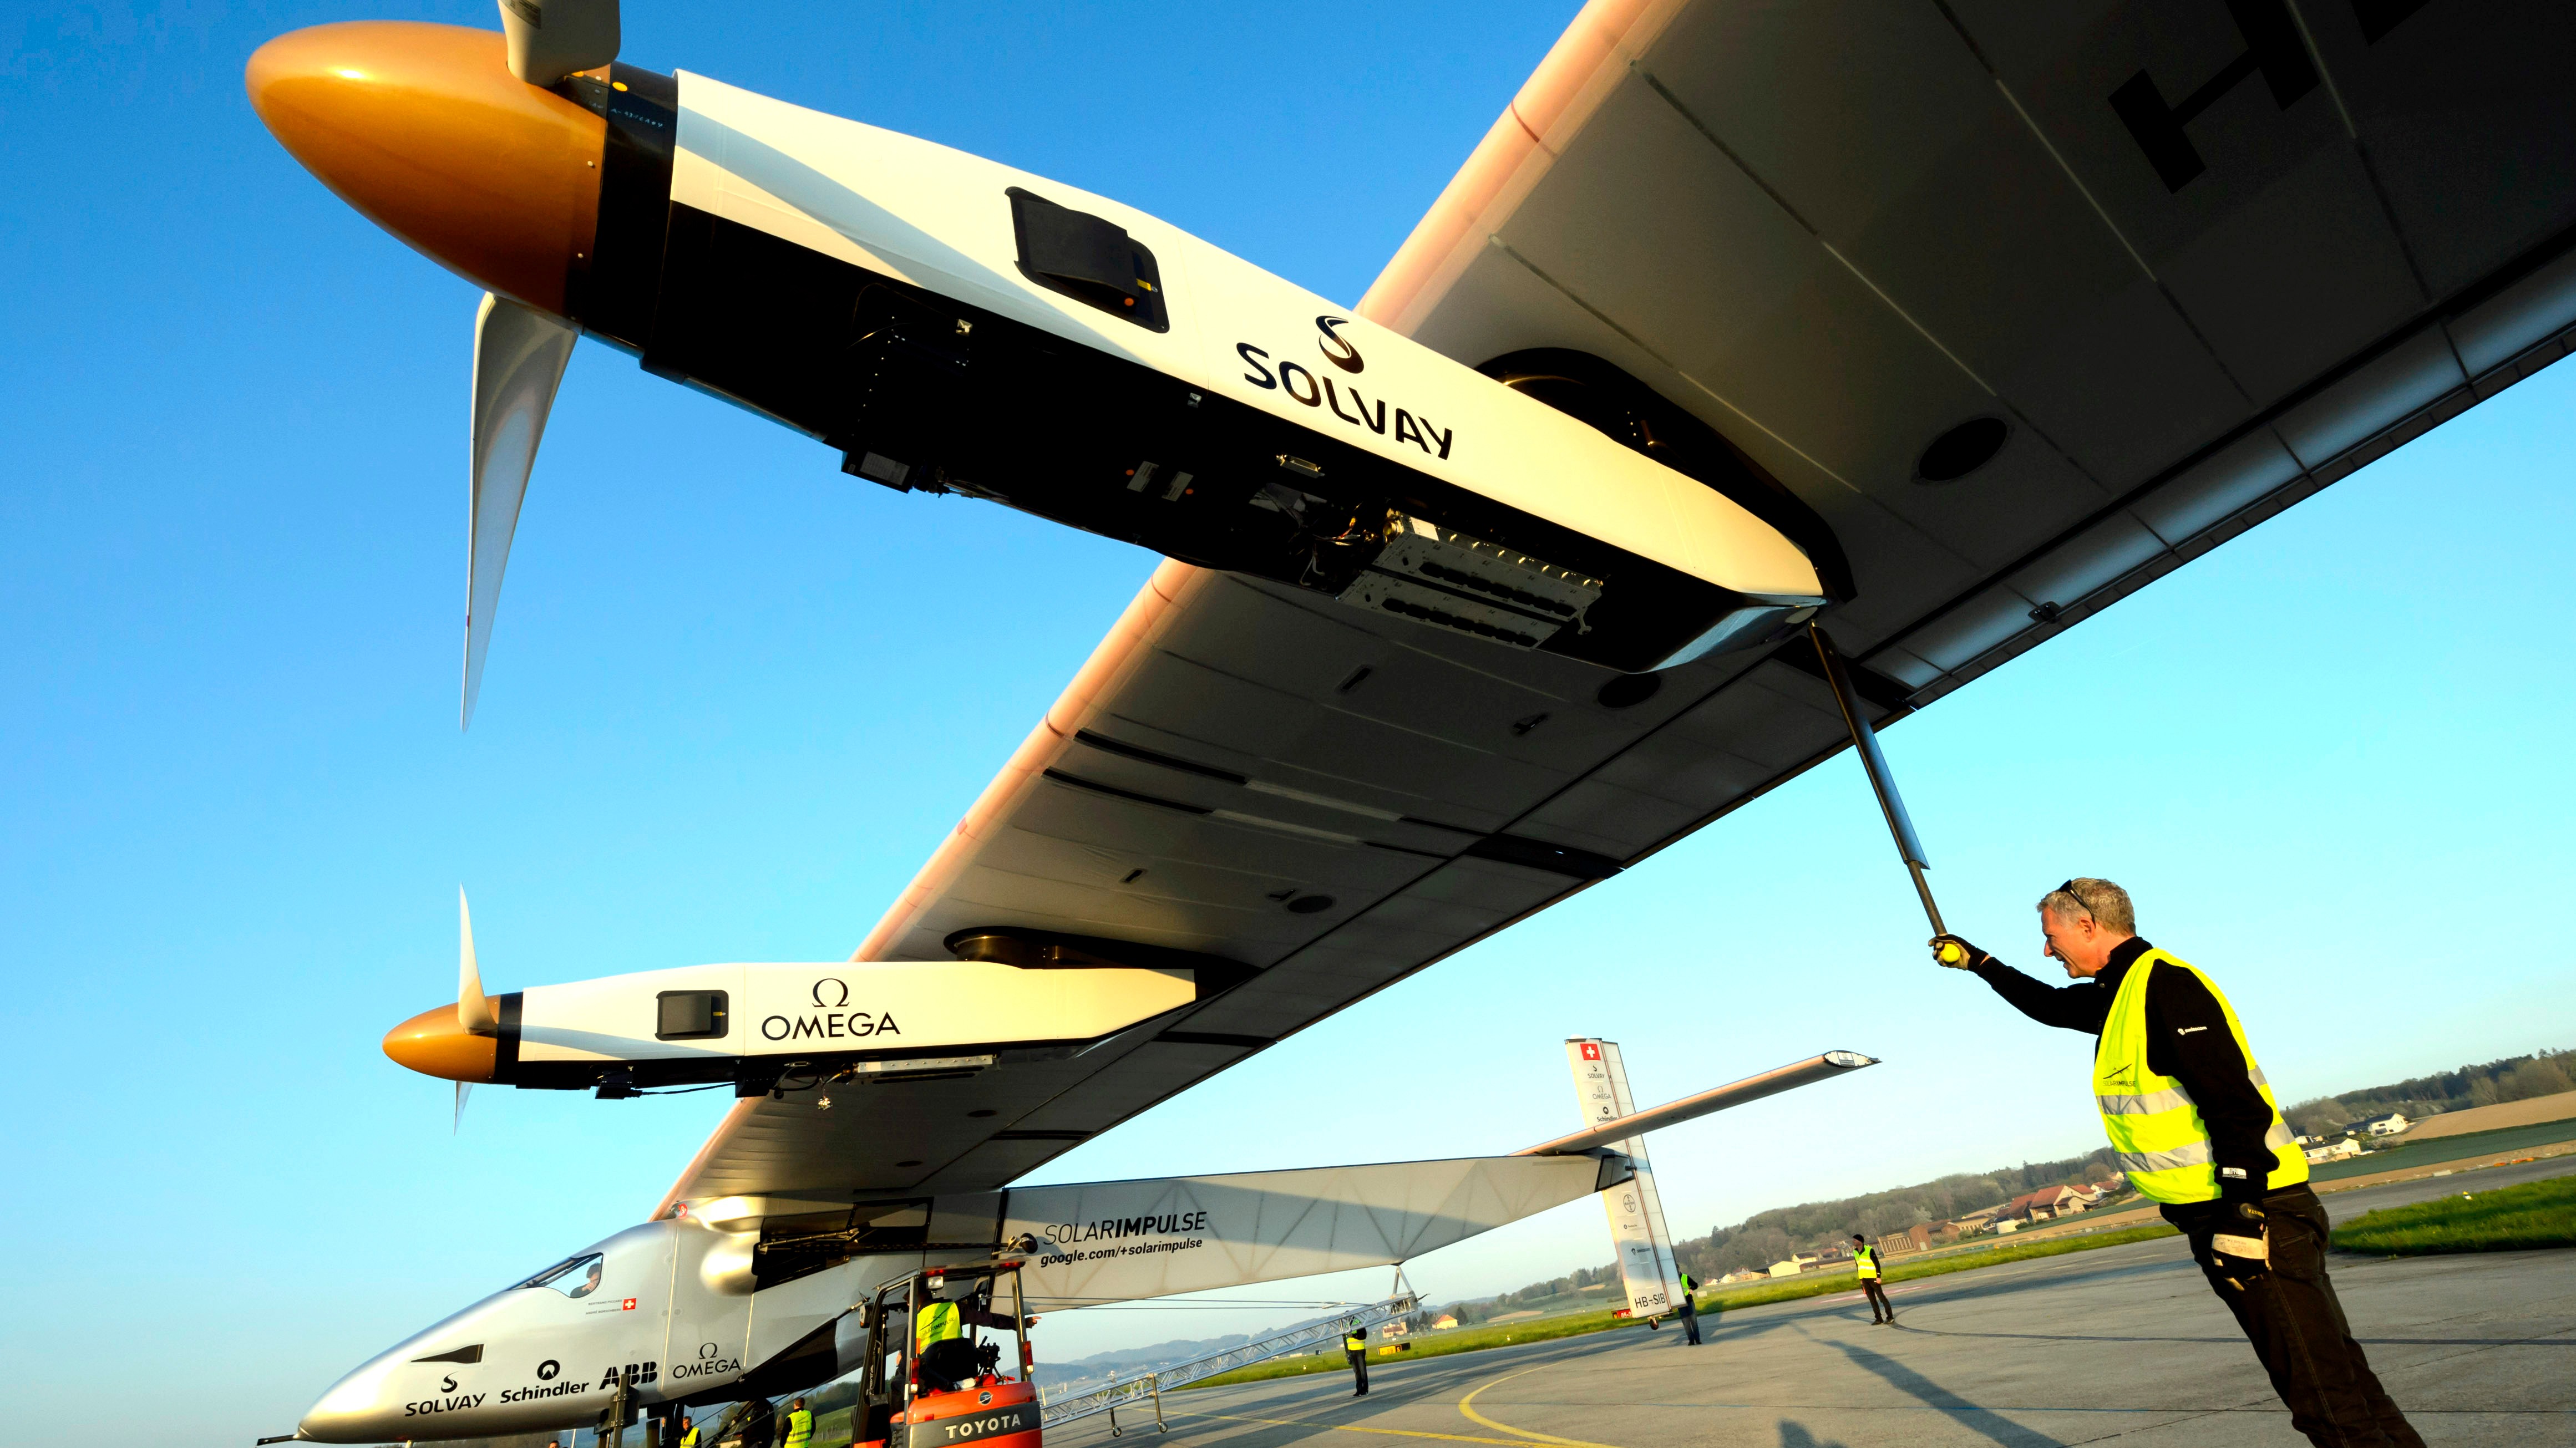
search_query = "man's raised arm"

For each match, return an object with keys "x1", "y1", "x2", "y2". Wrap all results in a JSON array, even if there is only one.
[{"x1": 1935, "y1": 936, "x2": 2110, "y2": 1034}]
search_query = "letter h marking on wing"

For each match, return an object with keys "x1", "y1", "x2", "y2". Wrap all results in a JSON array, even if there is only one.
[{"x1": 2109, "y1": 0, "x2": 2317, "y2": 192}]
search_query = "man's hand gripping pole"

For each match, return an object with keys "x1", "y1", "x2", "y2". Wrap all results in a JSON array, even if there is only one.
[{"x1": 1807, "y1": 623, "x2": 1972, "y2": 969}]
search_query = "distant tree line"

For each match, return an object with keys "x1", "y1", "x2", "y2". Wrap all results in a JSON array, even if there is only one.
[
  {"x1": 1678, "y1": 1146, "x2": 2124, "y2": 1278},
  {"x1": 1430, "y1": 1147, "x2": 2126, "y2": 1320},
  {"x1": 2283, "y1": 1047, "x2": 2574, "y2": 1136},
  {"x1": 1438, "y1": 1262, "x2": 1622, "y2": 1325}
]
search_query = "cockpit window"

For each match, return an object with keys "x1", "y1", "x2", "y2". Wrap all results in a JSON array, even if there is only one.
[{"x1": 515, "y1": 1253, "x2": 605, "y2": 1299}]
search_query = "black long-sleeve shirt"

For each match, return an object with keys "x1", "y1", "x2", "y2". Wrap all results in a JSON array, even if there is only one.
[{"x1": 1972, "y1": 937, "x2": 2279, "y2": 1206}]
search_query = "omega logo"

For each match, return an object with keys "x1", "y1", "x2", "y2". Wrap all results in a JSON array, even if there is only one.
[
  {"x1": 699, "y1": 1342, "x2": 719, "y2": 1360},
  {"x1": 813, "y1": 978, "x2": 850, "y2": 1008}
]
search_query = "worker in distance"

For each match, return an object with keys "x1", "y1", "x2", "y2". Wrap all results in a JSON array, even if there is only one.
[
  {"x1": 1850, "y1": 1234, "x2": 1893, "y2": 1325},
  {"x1": 1933, "y1": 878, "x2": 2421, "y2": 1448}
]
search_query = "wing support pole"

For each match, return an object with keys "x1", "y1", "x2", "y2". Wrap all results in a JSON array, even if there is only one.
[{"x1": 1808, "y1": 622, "x2": 1956, "y2": 952}]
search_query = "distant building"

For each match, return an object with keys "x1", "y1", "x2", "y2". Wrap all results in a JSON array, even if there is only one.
[
  {"x1": 2360, "y1": 1112, "x2": 2411, "y2": 1137},
  {"x1": 1877, "y1": 1223, "x2": 1934, "y2": 1256},
  {"x1": 2304, "y1": 1138, "x2": 2364, "y2": 1164},
  {"x1": 1994, "y1": 1219, "x2": 2020, "y2": 1234},
  {"x1": 2006, "y1": 1186, "x2": 2092, "y2": 1222}
]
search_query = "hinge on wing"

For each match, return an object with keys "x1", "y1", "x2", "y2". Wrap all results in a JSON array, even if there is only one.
[{"x1": 943, "y1": 928, "x2": 1254, "y2": 999}]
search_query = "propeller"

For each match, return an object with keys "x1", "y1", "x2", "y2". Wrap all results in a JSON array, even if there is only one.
[
  {"x1": 498, "y1": 0, "x2": 620, "y2": 87},
  {"x1": 465, "y1": 292, "x2": 577, "y2": 728},
  {"x1": 458, "y1": 886, "x2": 498, "y2": 1033},
  {"x1": 460, "y1": 0, "x2": 616, "y2": 725},
  {"x1": 452, "y1": 887, "x2": 498, "y2": 1132}
]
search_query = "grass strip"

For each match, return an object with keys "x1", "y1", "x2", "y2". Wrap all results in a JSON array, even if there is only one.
[
  {"x1": 2331, "y1": 1174, "x2": 2576, "y2": 1255},
  {"x1": 1700, "y1": 1223, "x2": 2180, "y2": 1310},
  {"x1": 1182, "y1": 1223, "x2": 2180, "y2": 1390}
]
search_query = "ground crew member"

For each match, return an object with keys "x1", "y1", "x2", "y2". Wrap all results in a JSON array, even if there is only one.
[
  {"x1": 1850, "y1": 1236, "x2": 1893, "y2": 1324},
  {"x1": 1675, "y1": 1273, "x2": 1702, "y2": 1345},
  {"x1": 1936, "y1": 877, "x2": 2423, "y2": 1448},
  {"x1": 780, "y1": 1396, "x2": 813, "y2": 1448},
  {"x1": 675, "y1": 1414, "x2": 696, "y2": 1448},
  {"x1": 1343, "y1": 1324, "x2": 1370, "y2": 1396},
  {"x1": 911, "y1": 1288, "x2": 1036, "y2": 1391},
  {"x1": 916, "y1": 1297, "x2": 962, "y2": 1353}
]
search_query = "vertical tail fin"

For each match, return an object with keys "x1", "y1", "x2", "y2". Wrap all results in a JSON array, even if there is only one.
[{"x1": 1565, "y1": 1038, "x2": 1684, "y2": 1318}]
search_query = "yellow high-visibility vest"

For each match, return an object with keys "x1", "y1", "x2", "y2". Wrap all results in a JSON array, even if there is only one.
[
  {"x1": 678, "y1": 1428, "x2": 698, "y2": 1448},
  {"x1": 915, "y1": 1301, "x2": 962, "y2": 1353},
  {"x1": 1854, "y1": 1246, "x2": 1879, "y2": 1281},
  {"x1": 782, "y1": 1408, "x2": 813, "y2": 1448},
  {"x1": 2094, "y1": 950, "x2": 2307, "y2": 1204},
  {"x1": 1343, "y1": 1332, "x2": 1365, "y2": 1353}
]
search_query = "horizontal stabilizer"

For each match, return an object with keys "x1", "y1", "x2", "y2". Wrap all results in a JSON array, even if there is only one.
[
  {"x1": 1518, "y1": 1049, "x2": 1877, "y2": 1157},
  {"x1": 989, "y1": 1155, "x2": 1609, "y2": 1307}
]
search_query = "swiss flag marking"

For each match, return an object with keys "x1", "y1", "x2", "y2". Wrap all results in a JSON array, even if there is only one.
[
  {"x1": 622, "y1": 1298, "x2": 638, "y2": 1312},
  {"x1": 1580, "y1": 1043, "x2": 1601, "y2": 1060}
]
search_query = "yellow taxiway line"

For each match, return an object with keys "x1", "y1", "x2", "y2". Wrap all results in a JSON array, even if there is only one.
[
  {"x1": 1456, "y1": 1365, "x2": 1622, "y2": 1448},
  {"x1": 1177, "y1": 1409, "x2": 1537, "y2": 1446}
]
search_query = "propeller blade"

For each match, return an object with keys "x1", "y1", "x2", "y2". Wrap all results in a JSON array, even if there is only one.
[
  {"x1": 454, "y1": 1080, "x2": 475, "y2": 1134},
  {"x1": 458, "y1": 887, "x2": 498, "y2": 1034},
  {"x1": 498, "y1": 0, "x2": 621, "y2": 87},
  {"x1": 465, "y1": 292, "x2": 576, "y2": 729}
]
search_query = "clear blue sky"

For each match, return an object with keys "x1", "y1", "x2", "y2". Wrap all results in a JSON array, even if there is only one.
[{"x1": 5, "y1": 2, "x2": 2572, "y2": 1442}]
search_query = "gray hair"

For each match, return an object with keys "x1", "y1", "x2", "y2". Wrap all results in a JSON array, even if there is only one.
[{"x1": 2037, "y1": 877, "x2": 2135, "y2": 934}]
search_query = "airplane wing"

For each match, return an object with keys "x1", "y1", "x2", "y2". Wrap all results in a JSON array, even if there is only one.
[{"x1": 660, "y1": 0, "x2": 2576, "y2": 1215}]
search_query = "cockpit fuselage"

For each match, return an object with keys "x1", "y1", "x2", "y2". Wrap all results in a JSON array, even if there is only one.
[{"x1": 296, "y1": 1216, "x2": 879, "y2": 1442}]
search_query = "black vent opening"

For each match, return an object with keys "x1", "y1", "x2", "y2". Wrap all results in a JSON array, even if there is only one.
[{"x1": 1008, "y1": 188, "x2": 1169, "y2": 332}]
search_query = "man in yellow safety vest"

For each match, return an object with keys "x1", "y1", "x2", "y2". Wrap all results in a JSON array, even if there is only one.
[
  {"x1": 673, "y1": 1413, "x2": 696, "y2": 1448},
  {"x1": 1850, "y1": 1235, "x2": 1893, "y2": 1325},
  {"x1": 1935, "y1": 877, "x2": 2421, "y2": 1448},
  {"x1": 779, "y1": 1396, "x2": 812, "y2": 1448},
  {"x1": 1343, "y1": 1325, "x2": 1369, "y2": 1396},
  {"x1": 916, "y1": 1299, "x2": 962, "y2": 1354}
]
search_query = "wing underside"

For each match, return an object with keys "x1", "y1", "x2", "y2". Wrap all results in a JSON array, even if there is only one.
[{"x1": 660, "y1": 0, "x2": 2576, "y2": 1213}]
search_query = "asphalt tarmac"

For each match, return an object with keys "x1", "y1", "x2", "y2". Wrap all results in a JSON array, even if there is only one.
[{"x1": 1055, "y1": 1160, "x2": 2574, "y2": 1448}]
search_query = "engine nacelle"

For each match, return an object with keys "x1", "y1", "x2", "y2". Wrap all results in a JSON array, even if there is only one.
[
  {"x1": 384, "y1": 955, "x2": 1201, "y2": 1095},
  {"x1": 577, "y1": 65, "x2": 1847, "y2": 672}
]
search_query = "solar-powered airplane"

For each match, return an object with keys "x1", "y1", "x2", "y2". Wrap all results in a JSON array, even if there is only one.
[{"x1": 247, "y1": 0, "x2": 2576, "y2": 1441}]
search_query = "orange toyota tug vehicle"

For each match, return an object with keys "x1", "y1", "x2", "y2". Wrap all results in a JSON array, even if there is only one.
[{"x1": 855, "y1": 1258, "x2": 1042, "y2": 1448}]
